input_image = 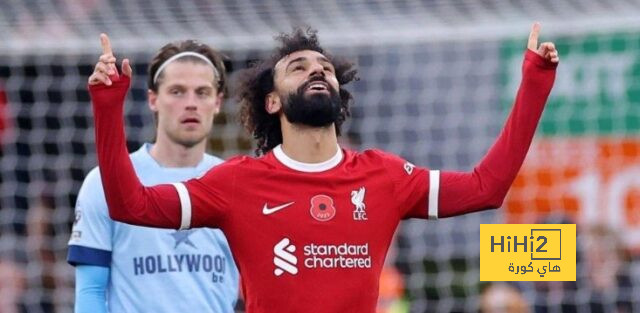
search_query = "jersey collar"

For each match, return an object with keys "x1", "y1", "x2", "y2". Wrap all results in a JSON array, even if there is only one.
[
  {"x1": 272, "y1": 144, "x2": 343, "y2": 173},
  {"x1": 141, "y1": 143, "x2": 212, "y2": 171}
]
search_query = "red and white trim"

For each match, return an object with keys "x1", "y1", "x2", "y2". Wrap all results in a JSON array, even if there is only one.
[
  {"x1": 428, "y1": 170, "x2": 440, "y2": 219},
  {"x1": 172, "y1": 182, "x2": 192, "y2": 230},
  {"x1": 273, "y1": 144, "x2": 343, "y2": 173}
]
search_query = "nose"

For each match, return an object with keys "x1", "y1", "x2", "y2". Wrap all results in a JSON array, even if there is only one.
[
  {"x1": 185, "y1": 92, "x2": 198, "y2": 111},
  {"x1": 308, "y1": 62, "x2": 325, "y2": 77}
]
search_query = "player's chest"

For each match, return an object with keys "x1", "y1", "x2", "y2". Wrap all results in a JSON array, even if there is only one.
[
  {"x1": 225, "y1": 173, "x2": 400, "y2": 279},
  {"x1": 229, "y1": 173, "x2": 399, "y2": 236}
]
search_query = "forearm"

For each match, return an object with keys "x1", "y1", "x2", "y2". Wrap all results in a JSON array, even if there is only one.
[
  {"x1": 439, "y1": 50, "x2": 557, "y2": 217},
  {"x1": 90, "y1": 77, "x2": 181, "y2": 228},
  {"x1": 74, "y1": 265, "x2": 109, "y2": 313}
]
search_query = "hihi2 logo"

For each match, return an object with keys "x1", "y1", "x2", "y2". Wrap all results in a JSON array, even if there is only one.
[{"x1": 480, "y1": 224, "x2": 576, "y2": 281}]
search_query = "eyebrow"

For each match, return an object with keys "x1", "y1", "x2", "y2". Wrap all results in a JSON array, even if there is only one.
[
  {"x1": 285, "y1": 56, "x2": 333, "y2": 71},
  {"x1": 285, "y1": 57, "x2": 307, "y2": 71},
  {"x1": 317, "y1": 56, "x2": 331, "y2": 64}
]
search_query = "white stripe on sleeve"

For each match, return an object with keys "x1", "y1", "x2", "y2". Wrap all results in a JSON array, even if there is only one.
[
  {"x1": 172, "y1": 183, "x2": 192, "y2": 230},
  {"x1": 428, "y1": 170, "x2": 440, "y2": 220}
]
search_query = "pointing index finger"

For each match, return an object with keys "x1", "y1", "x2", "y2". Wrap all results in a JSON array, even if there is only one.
[
  {"x1": 100, "y1": 33, "x2": 113, "y2": 56},
  {"x1": 527, "y1": 22, "x2": 540, "y2": 51}
]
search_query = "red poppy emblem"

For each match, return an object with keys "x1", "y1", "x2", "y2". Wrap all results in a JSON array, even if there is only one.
[{"x1": 310, "y1": 195, "x2": 336, "y2": 222}]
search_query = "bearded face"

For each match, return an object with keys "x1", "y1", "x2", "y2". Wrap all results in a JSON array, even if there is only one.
[
  {"x1": 271, "y1": 50, "x2": 342, "y2": 128},
  {"x1": 281, "y1": 75, "x2": 341, "y2": 127}
]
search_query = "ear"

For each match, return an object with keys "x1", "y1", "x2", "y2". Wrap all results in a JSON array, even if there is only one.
[
  {"x1": 148, "y1": 89, "x2": 159, "y2": 113},
  {"x1": 213, "y1": 92, "x2": 224, "y2": 114},
  {"x1": 265, "y1": 92, "x2": 281, "y2": 114}
]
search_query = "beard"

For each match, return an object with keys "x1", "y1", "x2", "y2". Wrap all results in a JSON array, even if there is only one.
[{"x1": 282, "y1": 79, "x2": 341, "y2": 127}]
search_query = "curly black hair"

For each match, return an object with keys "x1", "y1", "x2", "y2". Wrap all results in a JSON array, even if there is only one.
[{"x1": 236, "y1": 28, "x2": 358, "y2": 156}]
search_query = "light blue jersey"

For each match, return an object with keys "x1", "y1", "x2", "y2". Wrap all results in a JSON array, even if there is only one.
[{"x1": 67, "y1": 144, "x2": 238, "y2": 313}]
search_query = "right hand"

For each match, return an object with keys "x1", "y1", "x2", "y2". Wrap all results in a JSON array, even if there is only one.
[
  {"x1": 88, "y1": 33, "x2": 133, "y2": 86},
  {"x1": 527, "y1": 22, "x2": 559, "y2": 63}
]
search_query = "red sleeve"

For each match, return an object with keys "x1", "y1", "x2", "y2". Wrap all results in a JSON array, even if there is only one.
[
  {"x1": 90, "y1": 75, "x2": 182, "y2": 229},
  {"x1": 437, "y1": 50, "x2": 557, "y2": 218},
  {"x1": 374, "y1": 151, "x2": 431, "y2": 219},
  {"x1": 183, "y1": 159, "x2": 238, "y2": 228}
]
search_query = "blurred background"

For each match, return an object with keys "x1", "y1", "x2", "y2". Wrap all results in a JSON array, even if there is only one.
[{"x1": 1, "y1": 0, "x2": 640, "y2": 312}]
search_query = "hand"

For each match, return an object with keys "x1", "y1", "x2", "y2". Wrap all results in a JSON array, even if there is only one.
[
  {"x1": 88, "y1": 33, "x2": 133, "y2": 86},
  {"x1": 527, "y1": 22, "x2": 559, "y2": 63}
]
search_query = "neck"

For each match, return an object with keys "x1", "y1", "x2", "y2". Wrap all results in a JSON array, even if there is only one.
[
  {"x1": 280, "y1": 119, "x2": 338, "y2": 163},
  {"x1": 149, "y1": 134, "x2": 206, "y2": 168}
]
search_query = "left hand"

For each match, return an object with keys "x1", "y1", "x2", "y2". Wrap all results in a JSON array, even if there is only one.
[{"x1": 528, "y1": 22, "x2": 559, "y2": 63}]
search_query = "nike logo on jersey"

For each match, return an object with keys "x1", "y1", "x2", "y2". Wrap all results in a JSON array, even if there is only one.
[{"x1": 263, "y1": 202, "x2": 295, "y2": 215}]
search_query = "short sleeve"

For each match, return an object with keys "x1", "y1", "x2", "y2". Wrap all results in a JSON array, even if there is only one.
[
  {"x1": 67, "y1": 168, "x2": 113, "y2": 267},
  {"x1": 181, "y1": 158, "x2": 241, "y2": 229},
  {"x1": 374, "y1": 150, "x2": 436, "y2": 220}
]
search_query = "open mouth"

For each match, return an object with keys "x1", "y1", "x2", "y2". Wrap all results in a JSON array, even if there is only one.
[{"x1": 306, "y1": 81, "x2": 329, "y2": 92}]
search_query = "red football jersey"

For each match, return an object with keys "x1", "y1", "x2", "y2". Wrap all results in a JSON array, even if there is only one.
[
  {"x1": 89, "y1": 50, "x2": 557, "y2": 312},
  {"x1": 184, "y1": 146, "x2": 430, "y2": 312}
]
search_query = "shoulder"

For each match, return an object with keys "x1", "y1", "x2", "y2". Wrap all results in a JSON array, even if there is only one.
[
  {"x1": 197, "y1": 154, "x2": 257, "y2": 180},
  {"x1": 79, "y1": 149, "x2": 138, "y2": 200},
  {"x1": 83, "y1": 150, "x2": 139, "y2": 189},
  {"x1": 352, "y1": 148, "x2": 405, "y2": 164},
  {"x1": 80, "y1": 166, "x2": 104, "y2": 192},
  {"x1": 217, "y1": 155, "x2": 252, "y2": 166},
  {"x1": 223, "y1": 154, "x2": 268, "y2": 169},
  {"x1": 349, "y1": 148, "x2": 424, "y2": 174},
  {"x1": 75, "y1": 167, "x2": 108, "y2": 215},
  {"x1": 203, "y1": 153, "x2": 224, "y2": 167}
]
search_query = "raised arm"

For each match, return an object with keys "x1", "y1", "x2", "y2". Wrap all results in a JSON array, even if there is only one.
[
  {"x1": 438, "y1": 23, "x2": 559, "y2": 218},
  {"x1": 89, "y1": 34, "x2": 183, "y2": 229}
]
